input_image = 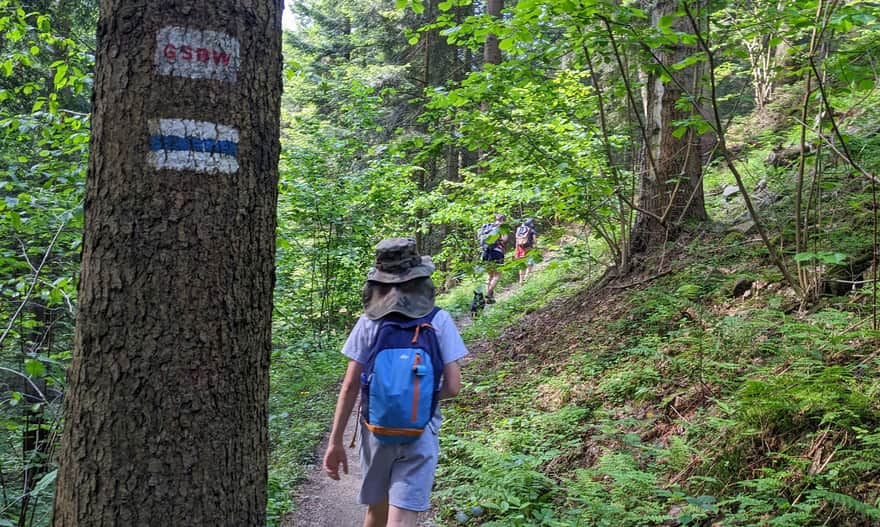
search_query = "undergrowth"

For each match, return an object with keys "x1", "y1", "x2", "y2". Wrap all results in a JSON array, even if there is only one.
[
  {"x1": 268, "y1": 338, "x2": 346, "y2": 526},
  {"x1": 431, "y1": 123, "x2": 880, "y2": 525}
]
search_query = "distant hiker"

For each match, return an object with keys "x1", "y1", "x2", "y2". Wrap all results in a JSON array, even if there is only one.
[
  {"x1": 323, "y1": 237, "x2": 469, "y2": 527},
  {"x1": 514, "y1": 218, "x2": 537, "y2": 284},
  {"x1": 477, "y1": 213, "x2": 508, "y2": 303}
]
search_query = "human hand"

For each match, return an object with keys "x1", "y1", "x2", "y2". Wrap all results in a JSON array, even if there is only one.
[{"x1": 323, "y1": 442, "x2": 348, "y2": 480}]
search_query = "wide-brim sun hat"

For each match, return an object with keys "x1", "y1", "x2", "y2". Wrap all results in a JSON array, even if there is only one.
[
  {"x1": 366, "y1": 237, "x2": 435, "y2": 284},
  {"x1": 363, "y1": 237, "x2": 436, "y2": 320},
  {"x1": 363, "y1": 277, "x2": 436, "y2": 320}
]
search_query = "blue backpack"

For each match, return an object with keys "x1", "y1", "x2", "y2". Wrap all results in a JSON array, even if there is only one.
[{"x1": 360, "y1": 307, "x2": 444, "y2": 444}]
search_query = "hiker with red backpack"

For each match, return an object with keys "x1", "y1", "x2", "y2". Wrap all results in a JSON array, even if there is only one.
[
  {"x1": 477, "y1": 213, "x2": 508, "y2": 303},
  {"x1": 515, "y1": 219, "x2": 537, "y2": 284},
  {"x1": 323, "y1": 237, "x2": 469, "y2": 527}
]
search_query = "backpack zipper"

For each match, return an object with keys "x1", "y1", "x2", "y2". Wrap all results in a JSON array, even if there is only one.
[
  {"x1": 411, "y1": 352, "x2": 421, "y2": 423},
  {"x1": 409, "y1": 323, "x2": 433, "y2": 424}
]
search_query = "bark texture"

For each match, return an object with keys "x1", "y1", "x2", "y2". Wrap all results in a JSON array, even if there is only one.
[
  {"x1": 483, "y1": 0, "x2": 503, "y2": 66},
  {"x1": 630, "y1": 0, "x2": 707, "y2": 255},
  {"x1": 53, "y1": 1, "x2": 282, "y2": 525}
]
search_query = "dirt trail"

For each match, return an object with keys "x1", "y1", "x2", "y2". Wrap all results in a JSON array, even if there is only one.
[
  {"x1": 282, "y1": 409, "x2": 364, "y2": 527},
  {"x1": 282, "y1": 404, "x2": 435, "y2": 527}
]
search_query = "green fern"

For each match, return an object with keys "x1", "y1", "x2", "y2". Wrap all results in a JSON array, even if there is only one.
[{"x1": 808, "y1": 489, "x2": 880, "y2": 520}]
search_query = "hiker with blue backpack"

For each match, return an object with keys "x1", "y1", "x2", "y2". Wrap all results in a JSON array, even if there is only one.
[
  {"x1": 323, "y1": 237, "x2": 469, "y2": 527},
  {"x1": 477, "y1": 213, "x2": 508, "y2": 303}
]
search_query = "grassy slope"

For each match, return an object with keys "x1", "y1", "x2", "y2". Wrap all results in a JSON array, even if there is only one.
[
  {"x1": 434, "y1": 239, "x2": 879, "y2": 526},
  {"x1": 429, "y1": 112, "x2": 880, "y2": 525}
]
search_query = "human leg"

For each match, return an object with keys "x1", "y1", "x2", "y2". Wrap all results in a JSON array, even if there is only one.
[
  {"x1": 386, "y1": 506, "x2": 419, "y2": 527},
  {"x1": 515, "y1": 247, "x2": 527, "y2": 284},
  {"x1": 363, "y1": 498, "x2": 389, "y2": 527},
  {"x1": 485, "y1": 250, "x2": 503, "y2": 300},
  {"x1": 486, "y1": 270, "x2": 500, "y2": 301}
]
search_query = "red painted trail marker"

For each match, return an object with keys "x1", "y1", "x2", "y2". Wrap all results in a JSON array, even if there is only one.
[{"x1": 154, "y1": 26, "x2": 240, "y2": 82}]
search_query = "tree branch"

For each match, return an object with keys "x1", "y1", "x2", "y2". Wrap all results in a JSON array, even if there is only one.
[{"x1": 0, "y1": 222, "x2": 67, "y2": 349}]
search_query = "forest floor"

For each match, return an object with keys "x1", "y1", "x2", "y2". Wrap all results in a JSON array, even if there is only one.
[
  {"x1": 281, "y1": 409, "x2": 364, "y2": 527},
  {"x1": 281, "y1": 399, "x2": 437, "y2": 526}
]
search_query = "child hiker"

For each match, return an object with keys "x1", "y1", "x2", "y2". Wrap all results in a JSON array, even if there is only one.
[{"x1": 323, "y1": 237, "x2": 469, "y2": 527}]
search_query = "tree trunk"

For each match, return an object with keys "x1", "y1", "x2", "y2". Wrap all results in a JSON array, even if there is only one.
[
  {"x1": 477, "y1": 0, "x2": 503, "y2": 172},
  {"x1": 53, "y1": 1, "x2": 282, "y2": 525},
  {"x1": 459, "y1": 26, "x2": 478, "y2": 172},
  {"x1": 484, "y1": 0, "x2": 503, "y2": 66},
  {"x1": 630, "y1": 0, "x2": 707, "y2": 255}
]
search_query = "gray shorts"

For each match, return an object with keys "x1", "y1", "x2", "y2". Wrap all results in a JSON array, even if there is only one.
[{"x1": 358, "y1": 422, "x2": 440, "y2": 511}]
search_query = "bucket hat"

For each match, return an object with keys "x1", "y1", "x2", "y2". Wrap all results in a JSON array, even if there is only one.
[
  {"x1": 366, "y1": 237, "x2": 435, "y2": 284},
  {"x1": 363, "y1": 238, "x2": 436, "y2": 320}
]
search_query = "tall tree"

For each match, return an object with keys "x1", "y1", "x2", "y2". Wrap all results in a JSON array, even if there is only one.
[
  {"x1": 629, "y1": 0, "x2": 708, "y2": 256},
  {"x1": 52, "y1": 1, "x2": 282, "y2": 525},
  {"x1": 476, "y1": 0, "x2": 503, "y2": 173},
  {"x1": 484, "y1": 0, "x2": 503, "y2": 66}
]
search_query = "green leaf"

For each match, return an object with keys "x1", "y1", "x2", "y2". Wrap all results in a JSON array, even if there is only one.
[
  {"x1": 658, "y1": 14, "x2": 675, "y2": 30},
  {"x1": 37, "y1": 15, "x2": 51, "y2": 32},
  {"x1": 25, "y1": 359, "x2": 45, "y2": 378},
  {"x1": 499, "y1": 38, "x2": 515, "y2": 51},
  {"x1": 857, "y1": 78, "x2": 875, "y2": 91},
  {"x1": 54, "y1": 63, "x2": 68, "y2": 88},
  {"x1": 676, "y1": 284, "x2": 701, "y2": 299},
  {"x1": 809, "y1": 489, "x2": 880, "y2": 519},
  {"x1": 32, "y1": 469, "x2": 57, "y2": 495},
  {"x1": 438, "y1": 0, "x2": 453, "y2": 11}
]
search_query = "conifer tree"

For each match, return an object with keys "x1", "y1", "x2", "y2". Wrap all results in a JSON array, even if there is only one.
[{"x1": 52, "y1": 1, "x2": 282, "y2": 524}]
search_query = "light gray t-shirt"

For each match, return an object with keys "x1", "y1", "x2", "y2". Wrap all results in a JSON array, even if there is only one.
[
  {"x1": 342, "y1": 309, "x2": 469, "y2": 366},
  {"x1": 341, "y1": 308, "x2": 469, "y2": 429}
]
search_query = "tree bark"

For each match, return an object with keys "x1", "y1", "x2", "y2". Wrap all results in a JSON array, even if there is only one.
[
  {"x1": 484, "y1": 0, "x2": 503, "y2": 66},
  {"x1": 53, "y1": 1, "x2": 282, "y2": 525},
  {"x1": 630, "y1": 0, "x2": 707, "y2": 255},
  {"x1": 477, "y1": 0, "x2": 503, "y2": 172}
]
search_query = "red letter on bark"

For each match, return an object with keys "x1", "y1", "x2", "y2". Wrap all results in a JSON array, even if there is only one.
[
  {"x1": 213, "y1": 50, "x2": 231, "y2": 66},
  {"x1": 163, "y1": 43, "x2": 177, "y2": 63}
]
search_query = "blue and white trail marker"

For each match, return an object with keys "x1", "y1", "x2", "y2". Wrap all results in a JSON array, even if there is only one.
[{"x1": 147, "y1": 118, "x2": 239, "y2": 174}]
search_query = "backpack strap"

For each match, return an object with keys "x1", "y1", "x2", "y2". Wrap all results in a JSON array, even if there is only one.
[{"x1": 411, "y1": 322, "x2": 434, "y2": 344}]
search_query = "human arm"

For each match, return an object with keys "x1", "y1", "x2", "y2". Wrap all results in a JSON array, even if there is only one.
[
  {"x1": 434, "y1": 310, "x2": 468, "y2": 399},
  {"x1": 323, "y1": 360, "x2": 363, "y2": 480},
  {"x1": 439, "y1": 360, "x2": 461, "y2": 399}
]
